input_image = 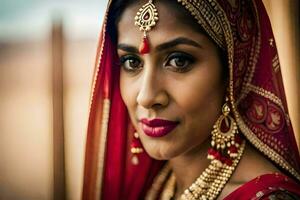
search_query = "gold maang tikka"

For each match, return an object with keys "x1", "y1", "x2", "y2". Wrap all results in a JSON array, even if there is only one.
[{"x1": 134, "y1": 0, "x2": 159, "y2": 54}]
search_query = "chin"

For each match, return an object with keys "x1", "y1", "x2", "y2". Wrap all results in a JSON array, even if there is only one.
[
  {"x1": 143, "y1": 142, "x2": 185, "y2": 161},
  {"x1": 147, "y1": 152, "x2": 175, "y2": 161}
]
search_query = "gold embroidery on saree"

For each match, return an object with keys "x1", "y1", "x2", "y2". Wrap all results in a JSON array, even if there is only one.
[
  {"x1": 91, "y1": 1, "x2": 112, "y2": 198},
  {"x1": 246, "y1": 84, "x2": 285, "y2": 115},
  {"x1": 96, "y1": 99, "x2": 111, "y2": 199},
  {"x1": 272, "y1": 54, "x2": 280, "y2": 72},
  {"x1": 177, "y1": 0, "x2": 226, "y2": 49},
  {"x1": 269, "y1": 38, "x2": 274, "y2": 47}
]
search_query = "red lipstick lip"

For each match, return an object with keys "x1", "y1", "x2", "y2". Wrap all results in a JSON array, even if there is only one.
[
  {"x1": 140, "y1": 118, "x2": 179, "y2": 127},
  {"x1": 140, "y1": 118, "x2": 179, "y2": 137}
]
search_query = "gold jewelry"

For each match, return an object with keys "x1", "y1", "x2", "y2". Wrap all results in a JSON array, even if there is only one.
[
  {"x1": 180, "y1": 141, "x2": 245, "y2": 200},
  {"x1": 161, "y1": 173, "x2": 176, "y2": 200},
  {"x1": 134, "y1": 0, "x2": 159, "y2": 54},
  {"x1": 209, "y1": 98, "x2": 241, "y2": 163},
  {"x1": 131, "y1": 132, "x2": 144, "y2": 165},
  {"x1": 147, "y1": 141, "x2": 245, "y2": 200},
  {"x1": 211, "y1": 99, "x2": 238, "y2": 150}
]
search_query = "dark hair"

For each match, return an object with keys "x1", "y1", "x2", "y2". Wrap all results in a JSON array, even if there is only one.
[
  {"x1": 107, "y1": 0, "x2": 228, "y2": 80},
  {"x1": 107, "y1": 0, "x2": 136, "y2": 44}
]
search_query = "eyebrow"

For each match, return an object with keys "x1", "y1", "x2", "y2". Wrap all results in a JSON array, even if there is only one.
[
  {"x1": 117, "y1": 37, "x2": 202, "y2": 53},
  {"x1": 117, "y1": 44, "x2": 139, "y2": 53},
  {"x1": 156, "y1": 37, "x2": 203, "y2": 51}
]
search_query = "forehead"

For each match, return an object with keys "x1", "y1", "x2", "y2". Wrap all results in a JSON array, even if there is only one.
[
  {"x1": 120, "y1": 0, "x2": 187, "y2": 25},
  {"x1": 117, "y1": 1, "x2": 205, "y2": 44}
]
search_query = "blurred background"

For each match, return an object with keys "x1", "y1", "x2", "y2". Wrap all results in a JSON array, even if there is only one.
[
  {"x1": 0, "y1": 0, "x2": 105, "y2": 199},
  {"x1": 0, "y1": 0, "x2": 299, "y2": 200}
]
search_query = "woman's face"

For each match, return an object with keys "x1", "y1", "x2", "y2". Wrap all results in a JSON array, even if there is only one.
[{"x1": 117, "y1": 1, "x2": 226, "y2": 160}]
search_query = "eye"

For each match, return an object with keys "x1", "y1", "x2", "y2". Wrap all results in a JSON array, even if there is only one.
[
  {"x1": 119, "y1": 55, "x2": 142, "y2": 72},
  {"x1": 165, "y1": 52, "x2": 194, "y2": 72}
]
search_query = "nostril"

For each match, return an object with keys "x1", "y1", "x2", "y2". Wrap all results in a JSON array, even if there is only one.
[
  {"x1": 137, "y1": 92, "x2": 169, "y2": 109},
  {"x1": 152, "y1": 103, "x2": 163, "y2": 109}
]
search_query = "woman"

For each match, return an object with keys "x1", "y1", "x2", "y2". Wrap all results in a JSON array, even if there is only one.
[{"x1": 82, "y1": 0, "x2": 300, "y2": 199}]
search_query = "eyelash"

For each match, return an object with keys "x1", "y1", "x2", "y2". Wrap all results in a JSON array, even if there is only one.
[
  {"x1": 165, "y1": 52, "x2": 195, "y2": 72},
  {"x1": 119, "y1": 52, "x2": 195, "y2": 73},
  {"x1": 119, "y1": 55, "x2": 142, "y2": 72}
]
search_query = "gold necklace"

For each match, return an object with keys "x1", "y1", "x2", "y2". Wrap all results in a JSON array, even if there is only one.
[
  {"x1": 179, "y1": 141, "x2": 245, "y2": 200},
  {"x1": 145, "y1": 141, "x2": 245, "y2": 200}
]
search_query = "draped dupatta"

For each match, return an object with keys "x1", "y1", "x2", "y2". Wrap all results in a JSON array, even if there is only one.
[
  {"x1": 82, "y1": 2, "x2": 163, "y2": 199},
  {"x1": 82, "y1": 0, "x2": 300, "y2": 199}
]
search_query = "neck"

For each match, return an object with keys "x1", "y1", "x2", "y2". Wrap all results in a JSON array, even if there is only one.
[{"x1": 169, "y1": 138, "x2": 211, "y2": 197}]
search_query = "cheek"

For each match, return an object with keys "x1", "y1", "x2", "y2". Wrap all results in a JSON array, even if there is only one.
[
  {"x1": 120, "y1": 73, "x2": 132, "y2": 107},
  {"x1": 175, "y1": 66, "x2": 224, "y2": 111},
  {"x1": 120, "y1": 73, "x2": 138, "y2": 121},
  {"x1": 171, "y1": 62, "x2": 225, "y2": 134},
  {"x1": 120, "y1": 73, "x2": 126, "y2": 102}
]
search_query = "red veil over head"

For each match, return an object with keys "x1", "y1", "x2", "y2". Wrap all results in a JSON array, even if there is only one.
[{"x1": 82, "y1": 0, "x2": 300, "y2": 199}]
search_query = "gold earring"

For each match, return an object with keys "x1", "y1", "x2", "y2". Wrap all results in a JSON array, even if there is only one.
[
  {"x1": 208, "y1": 97, "x2": 242, "y2": 166},
  {"x1": 134, "y1": 0, "x2": 159, "y2": 54},
  {"x1": 131, "y1": 132, "x2": 144, "y2": 165}
]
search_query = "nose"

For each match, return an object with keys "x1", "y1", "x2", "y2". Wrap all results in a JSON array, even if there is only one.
[{"x1": 136, "y1": 69, "x2": 169, "y2": 109}]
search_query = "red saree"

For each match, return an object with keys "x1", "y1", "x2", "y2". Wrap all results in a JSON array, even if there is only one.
[
  {"x1": 224, "y1": 173, "x2": 300, "y2": 199},
  {"x1": 82, "y1": 0, "x2": 300, "y2": 199}
]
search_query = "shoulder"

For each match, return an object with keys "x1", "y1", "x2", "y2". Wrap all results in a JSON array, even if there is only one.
[
  {"x1": 224, "y1": 173, "x2": 300, "y2": 200},
  {"x1": 230, "y1": 143, "x2": 280, "y2": 183},
  {"x1": 220, "y1": 143, "x2": 300, "y2": 199}
]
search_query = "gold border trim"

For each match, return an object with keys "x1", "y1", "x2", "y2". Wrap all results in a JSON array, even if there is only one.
[
  {"x1": 235, "y1": 0, "x2": 262, "y2": 105},
  {"x1": 177, "y1": 0, "x2": 226, "y2": 49},
  {"x1": 86, "y1": 0, "x2": 112, "y2": 199},
  {"x1": 95, "y1": 99, "x2": 111, "y2": 200},
  {"x1": 237, "y1": 117, "x2": 300, "y2": 180},
  {"x1": 88, "y1": 5, "x2": 109, "y2": 113},
  {"x1": 246, "y1": 83, "x2": 285, "y2": 112}
]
